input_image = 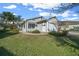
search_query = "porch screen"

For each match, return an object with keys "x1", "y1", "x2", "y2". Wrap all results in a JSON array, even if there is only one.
[{"x1": 28, "y1": 23, "x2": 35, "y2": 29}]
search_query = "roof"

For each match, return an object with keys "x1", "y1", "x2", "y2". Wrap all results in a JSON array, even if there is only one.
[
  {"x1": 26, "y1": 16, "x2": 47, "y2": 23},
  {"x1": 59, "y1": 21, "x2": 79, "y2": 26},
  {"x1": 48, "y1": 16, "x2": 58, "y2": 24},
  {"x1": 48, "y1": 16, "x2": 57, "y2": 20},
  {"x1": 23, "y1": 16, "x2": 59, "y2": 24},
  {"x1": 37, "y1": 20, "x2": 47, "y2": 24},
  {"x1": 26, "y1": 16, "x2": 44, "y2": 21}
]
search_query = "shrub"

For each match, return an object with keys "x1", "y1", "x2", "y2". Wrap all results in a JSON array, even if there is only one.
[
  {"x1": 9, "y1": 24, "x2": 19, "y2": 34},
  {"x1": 31, "y1": 30, "x2": 40, "y2": 33},
  {"x1": 10, "y1": 28, "x2": 19, "y2": 34},
  {"x1": 48, "y1": 31, "x2": 62, "y2": 36},
  {"x1": 61, "y1": 30, "x2": 68, "y2": 36},
  {"x1": 48, "y1": 30, "x2": 68, "y2": 36},
  {"x1": 0, "y1": 29, "x2": 8, "y2": 33}
]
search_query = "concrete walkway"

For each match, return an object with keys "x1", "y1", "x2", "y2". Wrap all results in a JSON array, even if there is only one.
[
  {"x1": 20, "y1": 32, "x2": 48, "y2": 35},
  {"x1": 68, "y1": 31, "x2": 79, "y2": 36}
]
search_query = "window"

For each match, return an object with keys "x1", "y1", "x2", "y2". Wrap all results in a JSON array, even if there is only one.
[
  {"x1": 24, "y1": 24, "x2": 25, "y2": 28},
  {"x1": 43, "y1": 23, "x2": 46, "y2": 26},
  {"x1": 28, "y1": 23, "x2": 35, "y2": 29}
]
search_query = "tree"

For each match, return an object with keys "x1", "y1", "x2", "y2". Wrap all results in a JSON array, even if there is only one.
[
  {"x1": 0, "y1": 11, "x2": 23, "y2": 31},
  {"x1": 0, "y1": 13, "x2": 6, "y2": 30}
]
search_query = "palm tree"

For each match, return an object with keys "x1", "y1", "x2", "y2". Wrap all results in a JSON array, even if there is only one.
[
  {"x1": 0, "y1": 12, "x2": 22, "y2": 30},
  {"x1": 0, "y1": 13, "x2": 7, "y2": 30}
]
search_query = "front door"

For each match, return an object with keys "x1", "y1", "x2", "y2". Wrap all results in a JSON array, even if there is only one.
[
  {"x1": 42, "y1": 26, "x2": 46, "y2": 32},
  {"x1": 42, "y1": 23, "x2": 47, "y2": 32}
]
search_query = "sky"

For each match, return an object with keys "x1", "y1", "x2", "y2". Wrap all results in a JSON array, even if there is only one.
[{"x1": 0, "y1": 3, "x2": 79, "y2": 21}]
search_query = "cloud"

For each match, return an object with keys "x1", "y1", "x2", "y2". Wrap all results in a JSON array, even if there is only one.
[
  {"x1": 61, "y1": 10, "x2": 70, "y2": 17},
  {"x1": 39, "y1": 12, "x2": 50, "y2": 16},
  {"x1": 22, "y1": 3, "x2": 60, "y2": 9},
  {"x1": 73, "y1": 14, "x2": 78, "y2": 16},
  {"x1": 59, "y1": 10, "x2": 79, "y2": 21},
  {"x1": 51, "y1": 13, "x2": 60, "y2": 16},
  {"x1": 28, "y1": 8, "x2": 33, "y2": 11},
  {"x1": 31, "y1": 3, "x2": 60, "y2": 9},
  {"x1": 28, "y1": 7, "x2": 42, "y2": 12},
  {"x1": 3, "y1": 5, "x2": 16, "y2": 9},
  {"x1": 39, "y1": 11, "x2": 61, "y2": 17},
  {"x1": 70, "y1": 17, "x2": 79, "y2": 20},
  {"x1": 37, "y1": 9, "x2": 42, "y2": 12},
  {"x1": 22, "y1": 3, "x2": 28, "y2": 6},
  {"x1": 61, "y1": 17, "x2": 79, "y2": 21},
  {"x1": 60, "y1": 10, "x2": 79, "y2": 18},
  {"x1": 13, "y1": 13, "x2": 17, "y2": 15}
]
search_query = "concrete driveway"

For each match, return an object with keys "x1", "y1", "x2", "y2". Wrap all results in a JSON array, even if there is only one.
[{"x1": 68, "y1": 31, "x2": 79, "y2": 36}]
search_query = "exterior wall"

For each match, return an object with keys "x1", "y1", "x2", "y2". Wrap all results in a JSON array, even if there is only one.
[
  {"x1": 48, "y1": 23, "x2": 57, "y2": 32},
  {"x1": 21, "y1": 21, "x2": 57, "y2": 32},
  {"x1": 36, "y1": 22, "x2": 57, "y2": 32},
  {"x1": 27, "y1": 22, "x2": 37, "y2": 32},
  {"x1": 24, "y1": 17, "x2": 42, "y2": 32},
  {"x1": 20, "y1": 17, "x2": 58, "y2": 32},
  {"x1": 37, "y1": 23, "x2": 42, "y2": 32},
  {"x1": 60, "y1": 24, "x2": 79, "y2": 31},
  {"x1": 42, "y1": 22, "x2": 48, "y2": 32},
  {"x1": 37, "y1": 22, "x2": 48, "y2": 32},
  {"x1": 48, "y1": 17, "x2": 58, "y2": 31},
  {"x1": 21, "y1": 23, "x2": 26, "y2": 32},
  {"x1": 68, "y1": 25, "x2": 79, "y2": 30},
  {"x1": 20, "y1": 21, "x2": 28, "y2": 32}
]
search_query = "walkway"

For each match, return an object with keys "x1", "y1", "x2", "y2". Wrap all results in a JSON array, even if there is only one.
[
  {"x1": 20, "y1": 32, "x2": 48, "y2": 35},
  {"x1": 68, "y1": 31, "x2": 79, "y2": 36}
]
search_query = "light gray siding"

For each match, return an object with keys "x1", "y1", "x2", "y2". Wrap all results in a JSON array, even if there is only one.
[{"x1": 20, "y1": 17, "x2": 58, "y2": 32}]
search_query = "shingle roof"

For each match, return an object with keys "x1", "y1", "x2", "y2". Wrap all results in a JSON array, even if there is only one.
[
  {"x1": 59, "y1": 21, "x2": 79, "y2": 26},
  {"x1": 26, "y1": 16, "x2": 43, "y2": 21}
]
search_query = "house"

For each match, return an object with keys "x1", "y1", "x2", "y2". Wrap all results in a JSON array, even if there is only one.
[
  {"x1": 0, "y1": 17, "x2": 4, "y2": 30},
  {"x1": 19, "y1": 16, "x2": 58, "y2": 32},
  {"x1": 59, "y1": 21, "x2": 79, "y2": 31}
]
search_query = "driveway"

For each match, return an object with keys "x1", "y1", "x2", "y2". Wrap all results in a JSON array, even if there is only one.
[
  {"x1": 21, "y1": 32, "x2": 48, "y2": 35},
  {"x1": 68, "y1": 31, "x2": 79, "y2": 36}
]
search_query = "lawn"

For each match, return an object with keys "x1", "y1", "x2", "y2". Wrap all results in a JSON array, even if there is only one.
[{"x1": 0, "y1": 32, "x2": 79, "y2": 56}]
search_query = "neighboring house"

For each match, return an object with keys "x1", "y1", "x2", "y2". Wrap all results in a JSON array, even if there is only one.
[
  {"x1": 20, "y1": 16, "x2": 58, "y2": 32},
  {"x1": 59, "y1": 21, "x2": 79, "y2": 31},
  {"x1": 0, "y1": 17, "x2": 4, "y2": 30}
]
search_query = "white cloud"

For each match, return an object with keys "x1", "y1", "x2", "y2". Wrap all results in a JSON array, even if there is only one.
[
  {"x1": 61, "y1": 17, "x2": 79, "y2": 21},
  {"x1": 22, "y1": 3, "x2": 28, "y2": 6},
  {"x1": 29, "y1": 8, "x2": 33, "y2": 11},
  {"x1": 37, "y1": 9, "x2": 42, "y2": 12},
  {"x1": 21, "y1": 3, "x2": 29, "y2": 6},
  {"x1": 31, "y1": 3, "x2": 60, "y2": 9},
  {"x1": 22, "y1": 3, "x2": 60, "y2": 11},
  {"x1": 51, "y1": 13, "x2": 60, "y2": 16},
  {"x1": 60, "y1": 10, "x2": 78, "y2": 18},
  {"x1": 61, "y1": 10, "x2": 71, "y2": 17},
  {"x1": 22, "y1": 3, "x2": 60, "y2": 9},
  {"x1": 28, "y1": 8, "x2": 42, "y2": 12},
  {"x1": 70, "y1": 17, "x2": 79, "y2": 20},
  {"x1": 39, "y1": 12, "x2": 50, "y2": 16},
  {"x1": 3, "y1": 5, "x2": 16, "y2": 9},
  {"x1": 39, "y1": 11, "x2": 61, "y2": 17},
  {"x1": 73, "y1": 14, "x2": 78, "y2": 16},
  {"x1": 13, "y1": 13, "x2": 17, "y2": 15}
]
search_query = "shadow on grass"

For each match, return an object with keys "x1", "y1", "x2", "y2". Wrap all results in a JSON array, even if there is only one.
[
  {"x1": 0, "y1": 30, "x2": 18, "y2": 39},
  {"x1": 0, "y1": 47, "x2": 16, "y2": 56},
  {"x1": 53, "y1": 35, "x2": 79, "y2": 49},
  {"x1": 67, "y1": 35, "x2": 79, "y2": 49}
]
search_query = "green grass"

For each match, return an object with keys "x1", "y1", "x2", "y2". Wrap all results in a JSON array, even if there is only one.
[{"x1": 0, "y1": 32, "x2": 79, "y2": 56}]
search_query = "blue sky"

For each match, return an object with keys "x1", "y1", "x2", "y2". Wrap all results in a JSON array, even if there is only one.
[{"x1": 0, "y1": 3, "x2": 79, "y2": 21}]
